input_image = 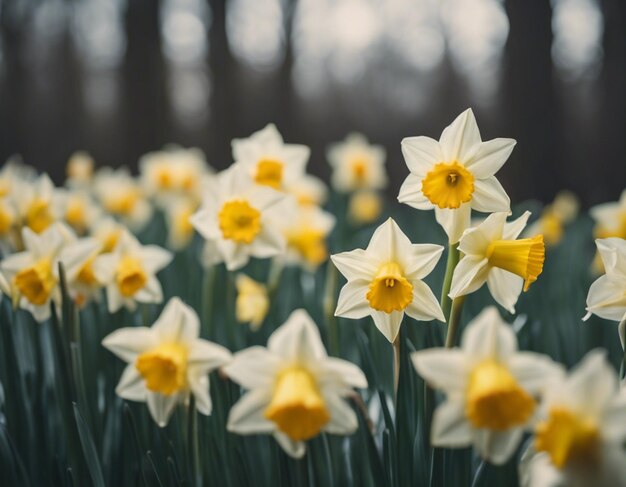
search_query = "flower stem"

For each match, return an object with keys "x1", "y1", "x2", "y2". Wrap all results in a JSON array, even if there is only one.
[
  {"x1": 323, "y1": 262, "x2": 340, "y2": 356},
  {"x1": 201, "y1": 265, "x2": 215, "y2": 339},
  {"x1": 440, "y1": 243, "x2": 460, "y2": 321},
  {"x1": 187, "y1": 397, "x2": 201, "y2": 487},
  {"x1": 445, "y1": 296, "x2": 466, "y2": 348},
  {"x1": 392, "y1": 336, "x2": 401, "y2": 401}
]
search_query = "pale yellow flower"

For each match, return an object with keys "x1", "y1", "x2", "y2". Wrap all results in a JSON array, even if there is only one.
[{"x1": 235, "y1": 274, "x2": 269, "y2": 330}]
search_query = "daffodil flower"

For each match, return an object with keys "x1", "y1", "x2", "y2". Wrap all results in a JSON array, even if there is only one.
[
  {"x1": 59, "y1": 237, "x2": 104, "y2": 308},
  {"x1": 232, "y1": 124, "x2": 309, "y2": 191},
  {"x1": 525, "y1": 190, "x2": 579, "y2": 247},
  {"x1": 164, "y1": 197, "x2": 198, "y2": 251},
  {"x1": 93, "y1": 229, "x2": 172, "y2": 313},
  {"x1": 282, "y1": 205, "x2": 335, "y2": 270},
  {"x1": 449, "y1": 211, "x2": 545, "y2": 313},
  {"x1": 90, "y1": 216, "x2": 126, "y2": 254},
  {"x1": 235, "y1": 274, "x2": 269, "y2": 330},
  {"x1": 348, "y1": 190, "x2": 383, "y2": 225},
  {"x1": 327, "y1": 133, "x2": 387, "y2": 193},
  {"x1": 398, "y1": 108, "x2": 514, "y2": 243},
  {"x1": 584, "y1": 238, "x2": 626, "y2": 325},
  {"x1": 190, "y1": 165, "x2": 292, "y2": 271},
  {"x1": 412, "y1": 307, "x2": 563, "y2": 464},
  {"x1": 12, "y1": 173, "x2": 61, "y2": 235},
  {"x1": 285, "y1": 174, "x2": 328, "y2": 207},
  {"x1": 521, "y1": 350, "x2": 626, "y2": 487},
  {"x1": 0, "y1": 223, "x2": 67, "y2": 321},
  {"x1": 65, "y1": 151, "x2": 94, "y2": 188},
  {"x1": 224, "y1": 309, "x2": 367, "y2": 458},
  {"x1": 331, "y1": 218, "x2": 444, "y2": 343},
  {"x1": 590, "y1": 190, "x2": 626, "y2": 240},
  {"x1": 57, "y1": 188, "x2": 102, "y2": 236},
  {"x1": 102, "y1": 297, "x2": 232, "y2": 426}
]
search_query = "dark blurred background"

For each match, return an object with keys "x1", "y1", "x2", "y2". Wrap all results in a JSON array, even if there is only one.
[{"x1": 0, "y1": 0, "x2": 624, "y2": 206}]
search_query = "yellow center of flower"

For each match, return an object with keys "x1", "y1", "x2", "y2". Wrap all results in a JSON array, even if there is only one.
[
  {"x1": 366, "y1": 262, "x2": 413, "y2": 313},
  {"x1": 135, "y1": 343, "x2": 188, "y2": 395},
  {"x1": 486, "y1": 235, "x2": 545, "y2": 291},
  {"x1": 0, "y1": 179, "x2": 10, "y2": 197},
  {"x1": 350, "y1": 158, "x2": 369, "y2": 184},
  {"x1": 236, "y1": 277, "x2": 269, "y2": 327},
  {"x1": 66, "y1": 199, "x2": 87, "y2": 231},
  {"x1": 540, "y1": 213, "x2": 564, "y2": 247},
  {"x1": 100, "y1": 229, "x2": 122, "y2": 253},
  {"x1": 287, "y1": 229, "x2": 328, "y2": 267},
  {"x1": 104, "y1": 191, "x2": 139, "y2": 216},
  {"x1": 534, "y1": 406, "x2": 600, "y2": 469},
  {"x1": 116, "y1": 255, "x2": 147, "y2": 297},
  {"x1": 77, "y1": 258, "x2": 98, "y2": 286},
  {"x1": 264, "y1": 366, "x2": 331, "y2": 441},
  {"x1": 156, "y1": 168, "x2": 174, "y2": 189},
  {"x1": 14, "y1": 258, "x2": 56, "y2": 305},
  {"x1": 0, "y1": 204, "x2": 13, "y2": 235},
  {"x1": 218, "y1": 200, "x2": 262, "y2": 244},
  {"x1": 26, "y1": 199, "x2": 54, "y2": 233},
  {"x1": 594, "y1": 213, "x2": 626, "y2": 240},
  {"x1": 174, "y1": 206, "x2": 194, "y2": 241},
  {"x1": 349, "y1": 191, "x2": 382, "y2": 224},
  {"x1": 255, "y1": 159, "x2": 284, "y2": 189},
  {"x1": 465, "y1": 359, "x2": 535, "y2": 430},
  {"x1": 421, "y1": 162, "x2": 475, "y2": 209}
]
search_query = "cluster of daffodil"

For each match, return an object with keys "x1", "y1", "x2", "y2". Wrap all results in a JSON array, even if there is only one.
[{"x1": 0, "y1": 110, "x2": 625, "y2": 487}]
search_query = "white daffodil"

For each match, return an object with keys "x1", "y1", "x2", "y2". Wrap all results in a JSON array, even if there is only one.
[
  {"x1": 92, "y1": 229, "x2": 172, "y2": 313},
  {"x1": 449, "y1": 211, "x2": 545, "y2": 313},
  {"x1": 332, "y1": 218, "x2": 444, "y2": 343},
  {"x1": 412, "y1": 307, "x2": 563, "y2": 465},
  {"x1": 327, "y1": 133, "x2": 387, "y2": 193},
  {"x1": 190, "y1": 165, "x2": 292, "y2": 271},
  {"x1": 282, "y1": 205, "x2": 335, "y2": 270},
  {"x1": 525, "y1": 190, "x2": 579, "y2": 247},
  {"x1": 59, "y1": 237, "x2": 104, "y2": 308},
  {"x1": 232, "y1": 124, "x2": 309, "y2": 191},
  {"x1": 285, "y1": 174, "x2": 328, "y2": 207},
  {"x1": 139, "y1": 147, "x2": 211, "y2": 205},
  {"x1": 398, "y1": 108, "x2": 515, "y2": 243},
  {"x1": 12, "y1": 173, "x2": 61, "y2": 236},
  {"x1": 0, "y1": 223, "x2": 68, "y2": 321},
  {"x1": 93, "y1": 167, "x2": 152, "y2": 232},
  {"x1": 521, "y1": 350, "x2": 626, "y2": 487},
  {"x1": 0, "y1": 196, "x2": 16, "y2": 249},
  {"x1": 102, "y1": 297, "x2": 232, "y2": 427},
  {"x1": 224, "y1": 309, "x2": 367, "y2": 458},
  {"x1": 584, "y1": 238, "x2": 626, "y2": 324},
  {"x1": 591, "y1": 189, "x2": 626, "y2": 240},
  {"x1": 90, "y1": 216, "x2": 126, "y2": 254},
  {"x1": 348, "y1": 190, "x2": 383, "y2": 225},
  {"x1": 66, "y1": 151, "x2": 95, "y2": 188},
  {"x1": 235, "y1": 274, "x2": 269, "y2": 330},
  {"x1": 57, "y1": 188, "x2": 102, "y2": 236},
  {"x1": 164, "y1": 197, "x2": 198, "y2": 251}
]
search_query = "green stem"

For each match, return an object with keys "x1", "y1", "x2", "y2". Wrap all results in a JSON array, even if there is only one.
[
  {"x1": 323, "y1": 263, "x2": 340, "y2": 356},
  {"x1": 201, "y1": 266, "x2": 216, "y2": 339},
  {"x1": 187, "y1": 397, "x2": 201, "y2": 487},
  {"x1": 440, "y1": 242, "x2": 460, "y2": 322},
  {"x1": 445, "y1": 296, "x2": 466, "y2": 348},
  {"x1": 392, "y1": 337, "x2": 401, "y2": 403}
]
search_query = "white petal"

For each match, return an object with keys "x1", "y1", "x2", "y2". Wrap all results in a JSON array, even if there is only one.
[
  {"x1": 430, "y1": 399, "x2": 472, "y2": 447},
  {"x1": 486, "y1": 268, "x2": 523, "y2": 313},
  {"x1": 146, "y1": 392, "x2": 180, "y2": 427},
  {"x1": 397, "y1": 174, "x2": 433, "y2": 210},
  {"x1": 323, "y1": 394, "x2": 358, "y2": 435},
  {"x1": 405, "y1": 280, "x2": 445, "y2": 322},
  {"x1": 189, "y1": 373, "x2": 213, "y2": 416},
  {"x1": 439, "y1": 108, "x2": 481, "y2": 162},
  {"x1": 520, "y1": 452, "x2": 563, "y2": 487},
  {"x1": 461, "y1": 306, "x2": 517, "y2": 360},
  {"x1": 400, "y1": 136, "x2": 442, "y2": 176},
  {"x1": 92, "y1": 253, "x2": 117, "y2": 285},
  {"x1": 252, "y1": 224, "x2": 286, "y2": 259},
  {"x1": 473, "y1": 428, "x2": 523, "y2": 465},
  {"x1": 334, "y1": 280, "x2": 370, "y2": 319},
  {"x1": 273, "y1": 432, "x2": 306, "y2": 459},
  {"x1": 268, "y1": 309, "x2": 327, "y2": 362},
  {"x1": 567, "y1": 349, "x2": 617, "y2": 415},
  {"x1": 370, "y1": 310, "x2": 404, "y2": 343},
  {"x1": 135, "y1": 276, "x2": 163, "y2": 303},
  {"x1": 102, "y1": 327, "x2": 157, "y2": 363},
  {"x1": 152, "y1": 297, "x2": 199, "y2": 343},
  {"x1": 435, "y1": 204, "x2": 471, "y2": 244},
  {"x1": 585, "y1": 275, "x2": 626, "y2": 322},
  {"x1": 403, "y1": 244, "x2": 444, "y2": 280},
  {"x1": 318, "y1": 357, "x2": 368, "y2": 391},
  {"x1": 458, "y1": 212, "x2": 507, "y2": 256},
  {"x1": 503, "y1": 211, "x2": 532, "y2": 240},
  {"x1": 227, "y1": 389, "x2": 274, "y2": 434},
  {"x1": 116, "y1": 364, "x2": 147, "y2": 401},
  {"x1": 223, "y1": 346, "x2": 281, "y2": 389},
  {"x1": 365, "y1": 218, "x2": 402, "y2": 262},
  {"x1": 105, "y1": 285, "x2": 124, "y2": 313},
  {"x1": 465, "y1": 138, "x2": 516, "y2": 178},
  {"x1": 331, "y1": 249, "x2": 377, "y2": 281},
  {"x1": 448, "y1": 256, "x2": 490, "y2": 298},
  {"x1": 141, "y1": 245, "x2": 173, "y2": 273},
  {"x1": 188, "y1": 339, "x2": 232, "y2": 373},
  {"x1": 508, "y1": 352, "x2": 565, "y2": 395},
  {"x1": 471, "y1": 177, "x2": 511, "y2": 213},
  {"x1": 411, "y1": 348, "x2": 468, "y2": 392}
]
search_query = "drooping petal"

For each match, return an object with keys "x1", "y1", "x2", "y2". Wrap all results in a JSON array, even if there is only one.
[
  {"x1": 102, "y1": 327, "x2": 157, "y2": 363},
  {"x1": 273, "y1": 432, "x2": 306, "y2": 459},
  {"x1": 146, "y1": 392, "x2": 180, "y2": 427},
  {"x1": 223, "y1": 346, "x2": 281, "y2": 390},
  {"x1": 188, "y1": 372, "x2": 213, "y2": 416},
  {"x1": 486, "y1": 268, "x2": 523, "y2": 313},
  {"x1": 465, "y1": 138, "x2": 516, "y2": 178},
  {"x1": 502, "y1": 211, "x2": 532, "y2": 240},
  {"x1": 405, "y1": 280, "x2": 445, "y2": 322},
  {"x1": 430, "y1": 399, "x2": 473, "y2": 447},
  {"x1": 448, "y1": 256, "x2": 490, "y2": 298},
  {"x1": 115, "y1": 364, "x2": 147, "y2": 402},
  {"x1": 473, "y1": 428, "x2": 523, "y2": 465},
  {"x1": 434, "y1": 204, "x2": 471, "y2": 244},
  {"x1": 471, "y1": 177, "x2": 511, "y2": 213},
  {"x1": 227, "y1": 389, "x2": 275, "y2": 434},
  {"x1": 323, "y1": 394, "x2": 358, "y2": 435},
  {"x1": 411, "y1": 348, "x2": 468, "y2": 392},
  {"x1": 334, "y1": 281, "x2": 370, "y2": 319},
  {"x1": 401, "y1": 136, "x2": 443, "y2": 177},
  {"x1": 439, "y1": 108, "x2": 482, "y2": 163},
  {"x1": 370, "y1": 310, "x2": 404, "y2": 343}
]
